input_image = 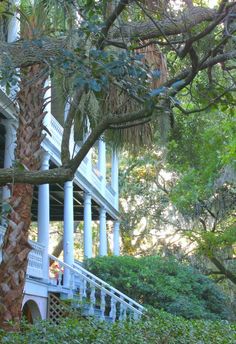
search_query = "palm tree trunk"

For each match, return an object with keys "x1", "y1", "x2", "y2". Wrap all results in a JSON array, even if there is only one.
[{"x1": 0, "y1": 64, "x2": 48, "y2": 331}]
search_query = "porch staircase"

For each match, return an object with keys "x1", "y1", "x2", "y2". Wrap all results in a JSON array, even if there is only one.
[
  {"x1": 0, "y1": 226, "x2": 145, "y2": 323},
  {"x1": 48, "y1": 254, "x2": 145, "y2": 323}
]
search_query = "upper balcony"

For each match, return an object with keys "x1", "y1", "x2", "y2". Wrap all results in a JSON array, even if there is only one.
[
  {"x1": 43, "y1": 113, "x2": 118, "y2": 215},
  {"x1": 0, "y1": 88, "x2": 119, "y2": 223}
]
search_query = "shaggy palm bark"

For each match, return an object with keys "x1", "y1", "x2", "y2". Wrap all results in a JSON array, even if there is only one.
[{"x1": 0, "y1": 64, "x2": 48, "y2": 331}]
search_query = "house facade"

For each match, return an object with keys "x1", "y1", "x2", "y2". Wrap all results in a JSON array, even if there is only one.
[{"x1": 0, "y1": 1, "x2": 145, "y2": 323}]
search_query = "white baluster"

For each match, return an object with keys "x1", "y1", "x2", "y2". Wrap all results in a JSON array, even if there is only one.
[
  {"x1": 123, "y1": 305, "x2": 127, "y2": 321},
  {"x1": 69, "y1": 272, "x2": 74, "y2": 298},
  {"x1": 100, "y1": 290, "x2": 106, "y2": 321},
  {"x1": 71, "y1": 272, "x2": 75, "y2": 289},
  {"x1": 57, "y1": 263, "x2": 63, "y2": 287},
  {"x1": 109, "y1": 297, "x2": 117, "y2": 322},
  {"x1": 119, "y1": 302, "x2": 125, "y2": 321},
  {"x1": 89, "y1": 283, "x2": 96, "y2": 316},
  {"x1": 83, "y1": 279, "x2": 87, "y2": 298},
  {"x1": 128, "y1": 307, "x2": 134, "y2": 321},
  {"x1": 133, "y1": 311, "x2": 139, "y2": 321},
  {"x1": 79, "y1": 278, "x2": 84, "y2": 302}
]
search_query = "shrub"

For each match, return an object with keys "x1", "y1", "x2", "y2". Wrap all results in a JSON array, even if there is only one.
[
  {"x1": 84, "y1": 255, "x2": 234, "y2": 320},
  {"x1": 0, "y1": 310, "x2": 235, "y2": 344}
]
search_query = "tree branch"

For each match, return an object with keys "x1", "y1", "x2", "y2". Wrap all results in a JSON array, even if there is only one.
[
  {"x1": 179, "y1": 3, "x2": 233, "y2": 58},
  {"x1": 111, "y1": 7, "x2": 216, "y2": 42},
  {"x1": 109, "y1": 117, "x2": 150, "y2": 129},
  {"x1": 0, "y1": 37, "x2": 67, "y2": 68},
  {"x1": 165, "y1": 50, "x2": 236, "y2": 93},
  {"x1": 70, "y1": 107, "x2": 152, "y2": 173},
  {"x1": 98, "y1": 0, "x2": 129, "y2": 48},
  {"x1": 61, "y1": 89, "x2": 83, "y2": 166},
  {"x1": 210, "y1": 256, "x2": 236, "y2": 285},
  {"x1": 174, "y1": 87, "x2": 236, "y2": 115},
  {"x1": 0, "y1": 167, "x2": 73, "y2": 186}
]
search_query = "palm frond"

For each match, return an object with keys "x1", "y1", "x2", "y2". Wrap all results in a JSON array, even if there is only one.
[
  {"x1": 19, "y1": 0, "x2": 76, "y2": 38},
  {"x1": 103, "y1": 41, "x2": 168, "y2": 149}
]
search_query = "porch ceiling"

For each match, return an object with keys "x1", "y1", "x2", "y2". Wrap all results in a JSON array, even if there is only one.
[{"x1": 31, "y1": 183, "x2": 107, "y2": 222}]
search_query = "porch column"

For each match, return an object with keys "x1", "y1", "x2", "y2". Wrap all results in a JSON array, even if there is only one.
[
  {"x1": 63, "y1": 181, "x2": 74, "y2": 287},
  {"x1": 98, "y1": 139, "x2": 106, "y2": 192},
  {"x1": 37, "y1": 151, "x2": 50, "y2": 281},
  {"x1": 8, "y1": 0, "x2": 20, "y2": 97},
  {"x1": 99, "y1": 207, "x2": 107, "y2": 256},
  {"x1": 7, "y1": 0, "x2": 20, "y2": 43},
  {"x1": 2, "y1": 120, "x2": 16, "y2": 203},
  {"x1": 111, "y1": 149, "x2": 119, "y2": 209},
  {"x1": 113, "y1": 221, "x2": 120, "y2": 256},
  {"x1": 84, "y1": 192, "x2": 92, "y2": 258}
]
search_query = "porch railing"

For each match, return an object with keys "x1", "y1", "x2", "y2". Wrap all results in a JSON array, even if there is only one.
[
  {"x1": 0, "y1": 226, "x2": 44, "y2": 279},
  {"x1": 27, "y1": 241, "x2": 45, "y2": 279}
]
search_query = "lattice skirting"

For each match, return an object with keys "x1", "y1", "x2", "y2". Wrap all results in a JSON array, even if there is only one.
[{"x1": 47, "y1": 293, "x2": 68, "y2": 323}]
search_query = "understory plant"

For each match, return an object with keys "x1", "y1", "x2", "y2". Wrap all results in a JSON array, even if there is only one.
[
  {"x1": 84, "y1": 255, "x2": 235, "y2": 320},
  {"x1": 0, "y1": 310, "x2": 235, "y2": 344}
]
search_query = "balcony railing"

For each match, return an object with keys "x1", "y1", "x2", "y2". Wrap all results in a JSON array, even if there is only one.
[{"x1": 49, "y1": 115, "x2": 117, "y2": 209}]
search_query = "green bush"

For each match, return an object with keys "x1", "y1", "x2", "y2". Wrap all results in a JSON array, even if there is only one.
[
  {"x1": 84, "y1": 256, "x2": 234, "y2": 320},
  {"x1": 0, "y1": 311, "x2": 235, "y2": 344}
]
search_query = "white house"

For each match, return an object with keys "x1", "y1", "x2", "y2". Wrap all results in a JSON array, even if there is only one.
[{"x1": 0, "y1": 1, "x2": 144, "y2": 323}]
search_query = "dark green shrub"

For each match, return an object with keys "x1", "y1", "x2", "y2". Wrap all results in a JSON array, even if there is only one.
[
  {"x1": 84, "y1": 255, "x2": 234, "y2": 320},
  {"x1": 0, "y1": 311, "x2": 235, "y2": 344}
]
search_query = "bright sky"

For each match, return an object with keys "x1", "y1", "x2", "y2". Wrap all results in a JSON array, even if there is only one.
[{"x1": 208, "y1": 0, "x2": 218, "y2": 7}]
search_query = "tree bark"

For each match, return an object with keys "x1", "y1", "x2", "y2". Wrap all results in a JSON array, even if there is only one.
[{"x1": 0, "y1": 64, "x2": 48, "y2": 331}]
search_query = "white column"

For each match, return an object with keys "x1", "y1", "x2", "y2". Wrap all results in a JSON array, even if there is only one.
[
  {"x1": 2, "y1": 120, "x2": 16, "y2": 202},
  {"x1": 63, "y1": 181, "x2": 74, "y2": 287},
  {"x1": 98, "y1": 139, "x2": 106, "y2": 192},
  {"x1": 99, "y1": 207, "x2": 107, "y2": 256},
  {"x1": 84, "y1": 192, "x2": 92, "y2": 258},
  {"x1": 37, "y1": 151, "x2": 50, "y2": 281},
  {"x1": 8, "y1": 0, "x2": 20, "y2": 97},
  {"x1": 113, "y1": 221, "x2": 120, "y2": 256},
  {"x1": 7, "y1": 1, "x2": 20, "y2": 43},
  {"x1": 111, "y1": 149, "x2": 119, "y2": 209},
  {"x1": 62, "y1": 98, "x2": 75, "y2": 287}
]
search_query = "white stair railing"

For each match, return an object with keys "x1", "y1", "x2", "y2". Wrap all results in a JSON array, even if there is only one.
[
  {"x1": 49, "y1": 254, "x2": 145, "y2": 321},
  {"x1": 73, "y1": 260, "x2": 145, "y2": 316}
]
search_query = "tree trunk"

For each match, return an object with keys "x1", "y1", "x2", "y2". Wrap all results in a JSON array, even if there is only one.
[{"x1": 0, "y1": 64, "x2": 48, "y2": 331}]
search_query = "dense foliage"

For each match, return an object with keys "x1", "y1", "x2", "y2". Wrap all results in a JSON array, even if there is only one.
[
  {"x1": 118, "y1": 100, "x2": 236, "y2": 283},
  {"x1": 84, "y1": 256, "x2": 234, "y2": 321},
  {"x1": 1, "y1": 311, "x2": 235, "y2": 344}
]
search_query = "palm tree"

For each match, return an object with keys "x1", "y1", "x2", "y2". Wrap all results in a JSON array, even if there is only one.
[{"x1": 0, "y1": 0, "x2": 74, "y2": 331}]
